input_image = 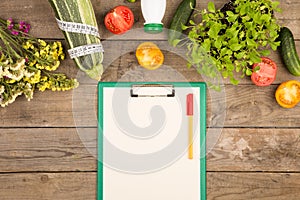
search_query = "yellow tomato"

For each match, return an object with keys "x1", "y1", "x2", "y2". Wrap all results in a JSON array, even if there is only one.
[
  {"x1": 135, "y1": 42, "x2": 164, "y2": 70},
  {"x1": 275, "y1": 80, "x2": 300, "y2": 108}
]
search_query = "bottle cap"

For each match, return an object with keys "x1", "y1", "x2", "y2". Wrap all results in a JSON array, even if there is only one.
[{"x1": 144, "y1": 23, "x2": 163, "y2": 34}]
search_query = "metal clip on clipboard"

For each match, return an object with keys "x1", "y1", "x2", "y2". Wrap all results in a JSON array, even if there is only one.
[{"x1": 130, "y1": 84, "x2": 175, "y2": 97}]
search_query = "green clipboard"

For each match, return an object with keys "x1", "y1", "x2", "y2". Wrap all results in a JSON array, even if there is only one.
[{"x1": 98, "y1": 82, "x2": 206, "y2": 200}]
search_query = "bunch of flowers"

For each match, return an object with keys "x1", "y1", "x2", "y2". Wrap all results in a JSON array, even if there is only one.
[{"x1": 0, "y1": 18, "x2": 79, "y2": 107}]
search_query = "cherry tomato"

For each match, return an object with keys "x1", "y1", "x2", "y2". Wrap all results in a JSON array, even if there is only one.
[
  {"x1": 136, "y1": 42, "x2": 164, "y2": 70},
  {"x1": 275, "y1": 80, "x2": 300, "y2": 108},
  {"x1": 104, "y1": 5, "x2": 134, "y2": 34},
  {"x1": 251, "y1": 57, "x2": 277, "y2": 86}
]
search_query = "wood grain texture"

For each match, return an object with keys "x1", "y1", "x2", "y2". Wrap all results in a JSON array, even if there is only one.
[
  {"x1": 37, "y1": 39, "x2": 300, "y2": 85},
  {"x1": 0, "y1": 128, "x2": 298, "y2": 173},
  {"x1": 0, "y1": 172, "x2": 299, "y2": 200},
  {"x1": 1, "y1": 84, "x2": 300, "y2": 128},
  {"x1": 0, "y1": 172, "x2": 96, "y2": 200},
  {"x1": 207, "y1": 128, "x2": 300, "y2": 172},
  {"x1": 0, "y1": 128, "x2": 96, "y2": 172},
  {"x1": 100, "y1": 40, "x2": 300, "y2": 84},
  {"x1": 6, "y1": 38, "x2": 297, "y2": 85},
  {"x1": 0, "y1": 0, "x2": 299, "y2": 39},
  {"x1": 212, "y1": 85, "x2": 300, "y2": 127},
  {"x1": 207, "y1": 172, "x2": 300, "y2": 200},
  {"x1": 0, "y1": 0, "x2": 299, "y2": 199}
]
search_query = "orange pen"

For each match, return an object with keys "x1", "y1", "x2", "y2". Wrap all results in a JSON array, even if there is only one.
[{"x1": 186, "y1": 93, "x2": 194, "y2": 159}]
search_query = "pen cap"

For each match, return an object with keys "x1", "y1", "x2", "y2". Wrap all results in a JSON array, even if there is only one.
[{"x1": 186, "y1": 93, "x2": 193, "y2": 116}]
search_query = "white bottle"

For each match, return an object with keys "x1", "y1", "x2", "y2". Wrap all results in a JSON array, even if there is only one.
[{"x1": 141, "y1": 0, "x2": 166, "y2": 33}]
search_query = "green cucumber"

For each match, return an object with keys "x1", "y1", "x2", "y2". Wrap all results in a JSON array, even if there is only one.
[
  {"x1": 168, "y1": 0, "x2": 196, "y2": 47},
  {"x1": 278, "y1": 27, "x2": 300, "y2": 76},
  {"x1": 48, "y1": 0, "x2": 103, "y2": 80}
]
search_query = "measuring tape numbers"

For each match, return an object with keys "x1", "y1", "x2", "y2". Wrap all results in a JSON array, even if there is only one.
[
  {"x1": 56, "y1": 18, "x2": 100, "y2": 38},
  {"x1": 68, "y1": 44, "x2": 104, "y2": 59},
  {"x1": 55, "y1": 18, "x2": 104, "y2": 59}
]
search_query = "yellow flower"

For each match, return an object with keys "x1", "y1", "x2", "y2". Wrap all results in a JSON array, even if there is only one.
[
  {"x1": 34, "y1": 51, "x2": 40, "y2": 58},
  {"x1": 23, "y1": 41, "x2": 35, "y2": 50},
  {"x1": 35, "y1": 64, "x2": 44, "y2": 69},
  {"x1": 50, "y1": 50, "x2": 59, "y2": 61},
  {"x1": 52, "y1": 42, "x2": 58, "y2": 49},
  {"x1": 60, "y1": 54, "x2": 65, "y2": 60},
  {"x1": 38, "y1": 39, "x2": 47, "y2": 47},
  {"x1": 39, "y1": 85, "x2": 46, "y2": 91},
  {"x1": 0, "y1": 53, "x2": 5, "y2": 62},
  {"x1": 23, "y1": 70, "x2": 41, "y2": 84},
  {"x1": 44, "y1": 66, "x2": 51, "y2": 71},
  {"x1": 6, "y1": 79, "x2": 16, "y2": 84},
  {"x1": 40, "y1": 49, "x2": 47, "y2": 56},
  {"x1": 22, "y1": 41, "x2": 30, "y2": 49},
  {"x1": 57, "y1": 41, "x2": 62, "y2": 48},
  {"x1": 38, "y1": 82, "x2": 50, "y2": 91},
  {"x1": 31, "y1": 71, "x2": 41, "y2": 84},
  {"x1": 58, "y1": 42, "x2": 63, "y2": 51},
  {"x1": 44, "y1": 45, "x2": 50, "y2": 53},
  {"x1": 45, "y1": 61, "x2": 60, "y2": 71},
  {"x1": 41, "y1": 76, "x2": 48, "y2": 81},
  {"x1": 29, "y1": 60, "x2": 37, "y2": 67}
]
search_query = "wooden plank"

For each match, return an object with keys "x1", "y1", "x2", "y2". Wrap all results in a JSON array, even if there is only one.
[
  {"x1": 1, "y1": 83, "x2": 300, "y2": 128},
  {"x1": 16, "y1": 38, "x2": 299, "y2": 85},
  {"x1": 0, "y1": 128, "x2": 299, "y2": 173},
  {"x1": 0, "y1": 128, "x2": 96, "y2": 173},
  {"x1": 53, "y1": 39, "x2": 300, "y2": 85},
  {"x1": 275, "y1": 0, "x2": 300, "y2": 20},
  {"x1": 207, "y1": 128, "x2": 300, "y2": 172},
  {"x1": 0, "y1": 89, "x2": 80, "y2": 127},
  {"x1": 0, "y1": 172, "x2": 96, "y2": 200},
  {"x1": 279, "y1": 19, "x2": 300, "y2": 39},
  {"x1": 0, "y1": 0, "x2": 299, "y2": 40},
  {"x1": 1, "y1": 84, "x2": 100, "y2": 127},
  {"x1": 207, "y1": 172, "x2": 300, "y2": 200},
  {"x1": 100, "y1": 40, "x2": 300, "y2": 85},
  {"x1": 0, "y1": 172, "x2": 299, "y2": 200},
  {"x1": 217, "y1": 85, "x2": 300, "y2": 127},
  {"x1": 48, "y1": 39, "x2": 300, "y2": 85}
]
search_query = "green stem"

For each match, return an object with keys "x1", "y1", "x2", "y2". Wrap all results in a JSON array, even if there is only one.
[
  {"x1": 0, "y1": 19, "x2": 8, "y2": 28},
  {"x1": 0, "y1": 28, "x2": 21, "y2": 61},
  {"x1": 0, "y1": 81, "x2": 12, "y2": 96},
  {"x1": 0, "y1": 29, "x2": 24, "y2": 54}
]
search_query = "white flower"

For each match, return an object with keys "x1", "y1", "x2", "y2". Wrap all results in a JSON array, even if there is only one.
[
  {"x1": 25, "y1": 83, "x2": 32, "y2": 89},
  {"x1": 9, "y1": 59, "x2": 26, "y2": 71},
  {"x1": 24, "y1": 69, "x2": 35, "y2": 78},
  {"x1": 3, "y1": 65, "x2": 25, "y2": 81},
  {"x1": 8, "y1": 96, "x2": 16, "y2": 104},
  {"x1": 0, "y1": 85, "x2": 4, "y2": 94},
  {"x1": 0, "y1": 66, "x2": 3, "y2": 79}
]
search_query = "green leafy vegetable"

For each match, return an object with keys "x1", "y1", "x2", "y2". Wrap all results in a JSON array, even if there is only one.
[{"x1": 181, "y1": 0, "x2": 281, "y2": 85}]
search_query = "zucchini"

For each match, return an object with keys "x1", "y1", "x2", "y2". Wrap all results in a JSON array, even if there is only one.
[
  {"x1": 48, "y1": 0, "x2": 103, "y2": 80},
  {"x1": 168, "y1": 0, "x2": 196, "y2": 46},
  {"x1": 278, "y1": 27, "x2": 300, "y2": 76}
]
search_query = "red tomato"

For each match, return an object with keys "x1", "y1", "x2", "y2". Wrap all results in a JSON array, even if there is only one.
[
  {"x1": 104, "y1": 5, "x2": 134, "y2": 34},
  {"x1": 251, "y1": 57, "x2": 277, "y2": 86}
]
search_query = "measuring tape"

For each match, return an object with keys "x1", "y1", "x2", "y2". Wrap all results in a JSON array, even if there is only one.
[
  {"x1": 56, "y1": 18, "x2": 100, "y2": 38},
  {"x1": 68, "y1": 43, "x2": 104, "y2": 59},
  {"x1": 56, "y1": 18, "x2": 104, "y2": 59}
]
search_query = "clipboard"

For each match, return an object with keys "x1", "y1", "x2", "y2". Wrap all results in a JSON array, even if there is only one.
[{"x1": 98, "y1": 82, "x2": 206, "y2": 200}]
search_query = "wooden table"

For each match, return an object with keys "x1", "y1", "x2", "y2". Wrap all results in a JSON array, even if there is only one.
[{"x1": 0, "y1": 0, "x2": 299, "y2": 199}]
